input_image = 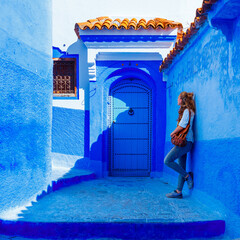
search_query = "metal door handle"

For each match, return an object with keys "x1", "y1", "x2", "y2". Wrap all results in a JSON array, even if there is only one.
[{"x1": 128, "y1": 107, "x2": 134, "y2": 116}]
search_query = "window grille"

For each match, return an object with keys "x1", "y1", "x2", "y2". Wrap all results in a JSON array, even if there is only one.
[{"x1": 53, "y1": 58, "x2": 76, "y2": 96}]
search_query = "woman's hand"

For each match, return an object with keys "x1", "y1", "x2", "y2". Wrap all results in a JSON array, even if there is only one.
[{"x1": 170, "y1": 126, "x2": 184, "y2": 137}]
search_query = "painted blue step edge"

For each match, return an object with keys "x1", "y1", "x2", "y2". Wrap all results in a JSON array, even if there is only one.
[
  {"x1": 0, "y1": 220, "x2": 225, "y2": 239},
  {"x1": 36, "y1": 173, "x2": 96, "y2": 201}
]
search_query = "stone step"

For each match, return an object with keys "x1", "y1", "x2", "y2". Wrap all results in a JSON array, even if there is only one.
[
  {"x1": 36, "y1": 167, "x2": 96, "y2": 201},
  {"x1": 0, "y1": 219, "x2": 225, "y2": 239}
]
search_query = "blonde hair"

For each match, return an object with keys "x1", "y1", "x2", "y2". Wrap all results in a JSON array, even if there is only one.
[{"x1": 177, "y1": 91, "x2": 196, "y2": 124}]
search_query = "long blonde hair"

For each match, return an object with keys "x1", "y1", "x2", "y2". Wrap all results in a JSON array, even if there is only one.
[{"x1": 177, "y1": 91, "x2": 196, "y2": 124}]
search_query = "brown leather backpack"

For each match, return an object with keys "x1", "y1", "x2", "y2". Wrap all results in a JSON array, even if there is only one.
[{"x1": 171, "y1": 110, "x2": 191, "y2": 147}]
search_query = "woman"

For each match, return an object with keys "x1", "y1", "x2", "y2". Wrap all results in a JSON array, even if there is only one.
[{"x1": 164, "y1": 91, "x2": 195, "y2": 198}]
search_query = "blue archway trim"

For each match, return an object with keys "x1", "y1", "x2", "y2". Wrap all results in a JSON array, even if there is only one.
[
  {"x1": 97, "y1": 61, "x2": 162, "y2": 83},
  {"x1": 105, "y1": 67, "x2": 157, "y2": 92}
]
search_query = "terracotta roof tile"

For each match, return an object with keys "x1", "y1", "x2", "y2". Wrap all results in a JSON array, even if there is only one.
[
  {"x1": 75, "y1": 16, "x2": 183, "y2": 31},
  {"x1": 160, "y1": 0, "x2": 219, "y2": 72}
]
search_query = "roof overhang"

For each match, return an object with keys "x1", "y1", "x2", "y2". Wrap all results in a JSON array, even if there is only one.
[
  {"x1": 76, "y1": 28, "x2": 178, "y2": 49},
  {"x1": 74, "y1": 17, "x2": 183, "y2": 49}
]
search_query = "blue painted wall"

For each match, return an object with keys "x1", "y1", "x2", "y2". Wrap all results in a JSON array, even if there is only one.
[
  {"x1": 51, "y1": 41, "x2": 90, "y2": 169},
  {"x1": 52, "y1": 107, "x2": 87, "y2": 156},
  {"x1": 90, "y1": 55, "x2": 165, "y2": 177},
  {"x1": 0, "y1": 1, "x2": 52, "y2": 214},
  {"x1": 163, "y1": 3, "x2": 240, "y2": 237},
  {"x1": 51, "y1": 107, "x2": 90, "y2": 169}
]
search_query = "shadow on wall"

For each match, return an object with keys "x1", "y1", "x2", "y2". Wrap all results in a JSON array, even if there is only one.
[
  {"x1": 0, "y1": 56, "x2": 52, "y2": 215},
  {"x1": 52, "y1": 107, "x2": 89, "y2": 157},
  {"x1": 52, "y1": 81, "x2": 153, "y2": 176},
  {"x1": 89, "y1": 109, "x2": 130, "y2": 175}
]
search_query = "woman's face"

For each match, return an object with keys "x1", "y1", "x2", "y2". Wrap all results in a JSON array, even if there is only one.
[{"x1": 178, "y1": 95, "x2": 182, "y2": 106}]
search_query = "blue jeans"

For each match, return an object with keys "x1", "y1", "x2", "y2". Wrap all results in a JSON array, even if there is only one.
[{"x1": 164, "y1": 141, "x2": 193, "y2": 191}]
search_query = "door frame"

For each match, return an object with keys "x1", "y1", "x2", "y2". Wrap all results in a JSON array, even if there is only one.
[{"x1": 108, "y1": 78, "x2": 152, "y2": 176}]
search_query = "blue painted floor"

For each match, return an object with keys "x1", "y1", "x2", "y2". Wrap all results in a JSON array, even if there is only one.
[
  {"x1": 17, "y1": 178, "x2": 221, "y2": 223},
  {"x1": 0, "y1": 177, "x2": 229, "y2": 239}
]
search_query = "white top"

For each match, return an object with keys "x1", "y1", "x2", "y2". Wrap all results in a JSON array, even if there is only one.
[{"x1": 178, "y1": 109, "x2": 195, "y2": 142}]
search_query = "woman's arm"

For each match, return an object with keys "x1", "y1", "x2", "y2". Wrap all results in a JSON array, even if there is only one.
[
  {"x1": 171, "y1": 109, "x2": 189, "y2": 137},
  {"x1": 170, "y1": 126, "x2": 184, "y2": 137}
]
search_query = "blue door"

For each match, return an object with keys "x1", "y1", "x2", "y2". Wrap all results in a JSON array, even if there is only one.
[{"x1": 109, "y1": 80, "x2": 152, "y2": 177}]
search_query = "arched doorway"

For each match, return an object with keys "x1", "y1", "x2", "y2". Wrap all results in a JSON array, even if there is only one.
[{"x1": 109, "y1": 79, "x2": 152, "y2": 177}]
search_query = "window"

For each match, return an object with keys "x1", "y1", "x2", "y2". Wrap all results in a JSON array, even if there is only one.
[{"x1": 53, "y1": 58, "x2": 76, "y2": 97}]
